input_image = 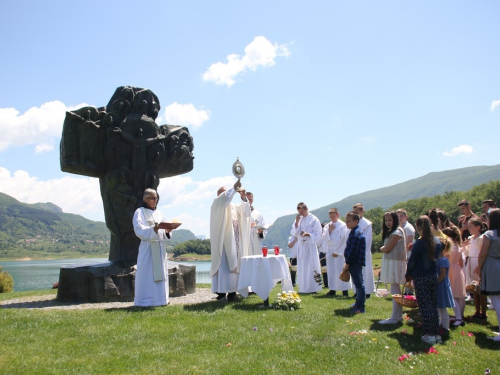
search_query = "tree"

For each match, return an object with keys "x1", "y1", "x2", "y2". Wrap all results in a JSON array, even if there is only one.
[{"x1": 0, "y1": 266, "x2": 14, "y2": 293}]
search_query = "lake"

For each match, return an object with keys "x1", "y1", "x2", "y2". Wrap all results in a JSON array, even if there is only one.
[{"x1": 0, "y1": 259, "x2": 212, "y2": 292}]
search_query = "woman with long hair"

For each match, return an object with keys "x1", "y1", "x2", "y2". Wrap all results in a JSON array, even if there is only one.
[
  {"x1": 378, "y1": 211, "x2": 407, "y2": 324},
  {"x1": 406, "y1": 215, "x2": 441, "y2": 344},
  {"x1": 475, "y1": 208, "x2": 500, "y2": 340}
]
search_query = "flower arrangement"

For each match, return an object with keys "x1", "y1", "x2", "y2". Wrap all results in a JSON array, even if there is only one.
[{"x1": 274, "y1": 290, "x2": 301, "y2": 310}]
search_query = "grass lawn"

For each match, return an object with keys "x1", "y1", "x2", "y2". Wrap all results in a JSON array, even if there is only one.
[{"x1": 0, "y1": 283, "x2": 498, "y2": 374}]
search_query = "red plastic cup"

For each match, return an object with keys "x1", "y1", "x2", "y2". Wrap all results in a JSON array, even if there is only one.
[
  {"x1": 262, "y1": 246, "x2": 268, "y2": 257},
  {"x1": 274, "y1": 246, "x2": 280, "y2": 256}
]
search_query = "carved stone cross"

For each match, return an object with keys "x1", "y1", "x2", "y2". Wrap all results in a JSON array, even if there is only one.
[{"x1": 60, "y1": 86, "x2": 194, "y2": 266}]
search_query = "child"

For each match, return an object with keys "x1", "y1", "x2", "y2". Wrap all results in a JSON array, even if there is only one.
[
  {"x1": 343, "y1": 211, "x2": 366, "y2": 313},
  {"x1": 467, "y1": 218, "x2": 488, "y2": 320},
  {"x1": 406, "y1": 215, "x2": 441, "y2": 345},
  {"x1": 436, "y1": 238, "x2": 455, "y2": 337},
  {"x1": 442, "y1": 226, "x2": 466, "y2": 326},
  {"x1": 379, "y1": 211, "x2": 407, "y2": 324}
]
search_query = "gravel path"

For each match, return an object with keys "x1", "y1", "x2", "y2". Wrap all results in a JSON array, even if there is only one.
[{"x1": 0, "y1": 288, "x2": 217, "y2": 310}]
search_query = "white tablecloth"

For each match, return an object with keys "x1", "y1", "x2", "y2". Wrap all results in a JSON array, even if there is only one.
[{"x1": 237, "y1": 254, "x2": 293, "y2": 300}]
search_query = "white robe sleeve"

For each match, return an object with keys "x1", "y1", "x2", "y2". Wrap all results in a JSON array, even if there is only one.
[
  {"x1": 308, "y1": 216, "x2": 322, "y2": 245},
  {"x1": 133, "y1": 209, "x2": 158, "y2": 241},
  {"x1": 332, "y1": 224, "x2": 348, "y2": 256}
]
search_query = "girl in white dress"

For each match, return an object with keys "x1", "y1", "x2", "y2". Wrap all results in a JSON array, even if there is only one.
[
  {"x1": 379, "y1": 211, "x2": 407, "y2": 324},
  {"x1": 467, "y1": 218, "x2": 488, "y2": 320}
]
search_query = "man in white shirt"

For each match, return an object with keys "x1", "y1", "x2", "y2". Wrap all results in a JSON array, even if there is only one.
[
  {"x1": 322, "y1": 208, "x2": 351, "y2": 296},
  {"x1": 246, "y1": 192, "x2": 267, "y2": 256},
  {"x1": 210, "y1": 179, "x2": 251, "y2": 302},
  {"x1": 353, "y1": 204, "x2": 375, "y2": 298},
  {"x1": 291, "y1": 203, "x2": 322, "y2": 293}
]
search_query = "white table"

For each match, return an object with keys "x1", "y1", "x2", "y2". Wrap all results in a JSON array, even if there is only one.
[{"x1": 237, "y1": 254, "x2": 293, "y2": 302}]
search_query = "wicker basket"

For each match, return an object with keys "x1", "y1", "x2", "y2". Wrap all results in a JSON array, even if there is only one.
[
  {"x1": 339, "y1": 269, "x2": 350, "y2": 282},
  {"x1": 393, "y1": 294, "x2": 418, "y2": 308},
  {"x1": 466, "y1": 283, "x2": 480, "y2": 293}
]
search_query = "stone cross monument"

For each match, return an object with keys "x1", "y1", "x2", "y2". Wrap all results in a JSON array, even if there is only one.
[{"x1": 57, "y1": 86, "x2": 195, "y2": 302}]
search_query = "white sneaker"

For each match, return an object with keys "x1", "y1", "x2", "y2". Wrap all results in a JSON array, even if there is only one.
[
  {"x1": 421, "y1": 335, "x2": 437, "y2": 344},
  {"x1": 378, "y1": 318, "x2": 395, "y2": 324},
  {"x1": 465, "y1": 295, "x2": 472, "y2": 302},
  {"x1": 453, "y1": 319, "x2": 464, "y2": 326}
]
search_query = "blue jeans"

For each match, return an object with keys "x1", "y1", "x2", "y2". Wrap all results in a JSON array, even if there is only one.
[{"x1": 350, "y1": 263, "x2": 365, "y2": 311}]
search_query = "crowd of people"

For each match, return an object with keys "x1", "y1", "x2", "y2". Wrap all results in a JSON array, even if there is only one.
[
  {"x1": 288, "y1": 199, "x2": 499, "y2": 345},
  {"x1": 132, "y1": 185, "x2": 500, "y2": 345}
]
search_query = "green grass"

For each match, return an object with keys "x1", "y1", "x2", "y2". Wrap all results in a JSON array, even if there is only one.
[{"x1": 1, "y1": 285, "x2": 498, "y2": 374}]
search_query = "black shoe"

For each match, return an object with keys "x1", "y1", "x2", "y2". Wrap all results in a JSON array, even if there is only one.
[
  {"x1": 327, "y1": 290, "x2": 336, "y2": 296},
  {"x1": 366, "y1": 294, "x2": 371, "y2": 299},
  {"x1": 342, "y1": 291, "x2": 349, "y2": 297}
]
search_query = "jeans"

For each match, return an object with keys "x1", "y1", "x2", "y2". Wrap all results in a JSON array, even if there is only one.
[{"x1": 350, "y1": 263, "x2": 365, "y2": 311}]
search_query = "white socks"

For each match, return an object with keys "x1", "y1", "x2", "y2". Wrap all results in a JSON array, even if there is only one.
[
  {"x1": 438, "y1": 308, "x2": 450, "y2": 330},
  {"x1": 452, "y1": 297, "x2": 465, "y2": 321}
]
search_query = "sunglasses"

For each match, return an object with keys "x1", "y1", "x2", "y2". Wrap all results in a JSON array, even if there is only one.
[{"x1": 297, "y1": 206, "x2": 307, "y2": 210}]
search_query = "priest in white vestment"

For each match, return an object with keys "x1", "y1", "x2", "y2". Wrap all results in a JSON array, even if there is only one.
[
  {"x1": 246, "y1": 191, "x2": 267, "y2": 256},
  {"x1": 322, "y1": 208, "x2": 351, "y2": 296},
  {"x1": 133, "y1": 188, "x2": 172, "y2": 307},
  {"x1": 210, "y1": 179, "x2": 251, "y2": 302},
  {"x1": 353, "y1": 204, "x2": 376, "y2": 296},
  {"x1": 291, "y1": 203, "x2": 322, "y2": 293}
]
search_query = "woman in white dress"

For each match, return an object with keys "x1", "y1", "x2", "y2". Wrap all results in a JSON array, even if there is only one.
[{"x1": 379, "y1": 211, "x2": 407, "y2": 324}]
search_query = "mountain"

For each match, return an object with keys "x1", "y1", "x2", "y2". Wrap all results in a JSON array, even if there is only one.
[
  {"x1": 263, "y1": 164, "x2": 500, "y2": 247},
  {"x1": 0, "y1": 192, "x2": 196, "y2": 259}
]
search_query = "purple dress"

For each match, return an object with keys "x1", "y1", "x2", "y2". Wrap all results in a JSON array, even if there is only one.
[{"x1": 437, "y1": 257, "x2": 455, "y2": 308}]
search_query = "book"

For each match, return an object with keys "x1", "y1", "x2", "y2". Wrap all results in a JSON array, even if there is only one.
[{"x1": 158, "y1": 222, "x2": 182, "y2": 230}]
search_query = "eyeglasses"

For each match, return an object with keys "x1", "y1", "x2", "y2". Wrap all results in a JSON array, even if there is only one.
[{"x1": 147, "y1": 197, "x2": 158, "y2": 201}]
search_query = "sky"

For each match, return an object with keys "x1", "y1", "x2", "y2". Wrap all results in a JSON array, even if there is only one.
[{"x1": 0, "y1": 1, "x2": 499, "y2": 238}]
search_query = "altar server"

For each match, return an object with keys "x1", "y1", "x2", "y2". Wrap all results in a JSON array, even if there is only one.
[
  {"x1": 133, "y1": 188, "x2": 171, "y2": 307},
  {"x1": 246, "y1": 191, "x2": 267, "y2": 256},
  {"x1": 291, "y1": 203, "x2": 323, "y2": 293},
  {"x1": 322, "y1": 208, "x2": 351, "y2": 296}
]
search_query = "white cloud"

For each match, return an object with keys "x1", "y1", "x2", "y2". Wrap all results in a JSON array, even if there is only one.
[
  {"x1": 442, "y1": 145, "x2": 473, "y2": 157},
  {"x1": 0, "y1": 168, "x2": 103, "y2": 219},
  {"x1": 491, "y1": 99, "x2": 500, "y2": 112},
  {"x1": 202, "y1": 36, "x2": 290, "y2": 86},
  {"x1": 34, "y1": 143, "x2": 54, "y2": 154},
  {"x1": 0, "y1": 101, "x2": 88, "y2": 153},
  {"x1": 164, "y1": 102, "x2": 210, "y2": 130}
]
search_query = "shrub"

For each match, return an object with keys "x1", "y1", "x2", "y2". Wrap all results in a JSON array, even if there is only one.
[{"x1": 0, "y1": 266, "x2": 14, "y2": 293}]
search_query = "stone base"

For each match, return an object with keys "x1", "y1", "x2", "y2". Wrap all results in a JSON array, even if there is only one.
[{"x1": 56, "y1": 261, "x2": 196, "y2": 303}]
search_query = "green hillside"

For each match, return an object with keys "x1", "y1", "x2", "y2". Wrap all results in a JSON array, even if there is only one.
[
  {"x1": 264, "y1": 164, "x2": 500, "y2": 248},
  {"x1": 0, "y1": 192, "x2": 196, "y2": 259}
]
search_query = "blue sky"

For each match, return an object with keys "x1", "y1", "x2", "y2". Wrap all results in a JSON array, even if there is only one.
[{"x1": 1, "y1": 1, "x2": 499, "y2": 237}]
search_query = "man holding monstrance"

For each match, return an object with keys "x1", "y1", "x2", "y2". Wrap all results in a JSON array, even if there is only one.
[{"x1": 209, "y1": 158, "x2": 252, "y2": 302}]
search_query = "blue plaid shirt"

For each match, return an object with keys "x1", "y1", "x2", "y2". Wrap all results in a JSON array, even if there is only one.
[{"x1": 344, "y1": 225, "x2": 366, "y2": 267}]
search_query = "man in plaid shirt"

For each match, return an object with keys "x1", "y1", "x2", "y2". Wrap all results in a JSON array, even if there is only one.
[{"x1": 343, "y1": 211, "x2": 366, "y2": 313}]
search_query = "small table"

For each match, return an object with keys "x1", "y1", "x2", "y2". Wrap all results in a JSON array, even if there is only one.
[{"x1": 237, "y1": 254, "x2": 293, "y2": 304}]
